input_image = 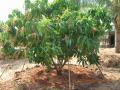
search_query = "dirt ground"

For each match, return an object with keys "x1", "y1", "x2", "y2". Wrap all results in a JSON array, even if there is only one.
[
  {"x1": 100, "y1": 48, "x2": 120, "y2": 68},
  {"x1": 0, "y1": 65, "x2": 108, "y2": 90},
  {"x1": 0, "y1": 59, "x2": 36, "y2": 81},
  {"x1": 0, "y1": 48, "x2": 120, "y2": 90}
]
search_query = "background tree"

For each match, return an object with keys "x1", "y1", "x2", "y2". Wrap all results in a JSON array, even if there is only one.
[
  {"x1": 78, "y1": 0, "x2": 120, "y2": 53},
  {"x1": 112, "y1": 0, "x2": 120, "y2": 53}
]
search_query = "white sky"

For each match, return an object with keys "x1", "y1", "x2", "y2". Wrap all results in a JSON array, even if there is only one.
[
  {"x1": 0, "y1": 0, "x2": 25, "y2": 22},
  {"x1": 0, "y1": 0, "x2": 53, "y2": 22}
]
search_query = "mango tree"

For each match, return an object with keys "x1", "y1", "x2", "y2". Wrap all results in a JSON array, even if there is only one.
[{"x1": 4, "y1": 0, "x2": 111, "y2": 75}]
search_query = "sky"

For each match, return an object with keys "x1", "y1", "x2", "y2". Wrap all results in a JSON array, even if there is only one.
[
  {"x1": 0, "y1": 0, "x2": 52, "y2": 22},
  {"x1": 0, "y1": 0, "x2": 25, "y2": 22}
]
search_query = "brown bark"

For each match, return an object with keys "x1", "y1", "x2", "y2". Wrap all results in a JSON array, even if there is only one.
[
  {"x1": 115, "y1": 28, "x2": 120, "y2": 53},
  {"x1": 113, "y1": 0, "x2": 120, "y2": 53},
  {"x1": 51, "y1": 59, "x2": 63, "y2": 75},
  {"x1": 114, "y1": 14, "x2": 120, "y2": 53},
  {"x1": 56, "y1": 69, "x2": 62, "y2": 75}
]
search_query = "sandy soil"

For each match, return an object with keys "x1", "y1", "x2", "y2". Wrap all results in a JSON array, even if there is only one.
[{"x1": 0, "y1": 59, "x2": 36, "y2": 81}]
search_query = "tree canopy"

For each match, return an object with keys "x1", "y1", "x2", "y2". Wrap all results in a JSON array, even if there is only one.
[{"x1": 0, "y1": 0, "x2": 112, "y2": 75}]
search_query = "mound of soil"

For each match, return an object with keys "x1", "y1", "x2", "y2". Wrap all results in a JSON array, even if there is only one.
[{"x1": 12, "y1": 65, "x2": 106, "y2": 90}]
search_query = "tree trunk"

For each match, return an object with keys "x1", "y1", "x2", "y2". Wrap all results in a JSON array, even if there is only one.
[
  {"x1": 115, "y1": 26, "x2": 120, "y2": 53},
  {"x1": 56, "y1": 69, "x2": 62, "y2": 76},
  {"x1": 113, "y1": 0, "x2": 120, "y2": 53},
  {"x1": 114, "y1": 14, "x2": 120, "y2": 53},
  {"x1": 51, "y1": 59, "x2": 63, "y2": 75}
]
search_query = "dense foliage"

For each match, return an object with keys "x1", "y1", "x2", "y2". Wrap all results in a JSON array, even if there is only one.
[{"x1": 0, "y1": 0, "x2": 111, "y2": 75}]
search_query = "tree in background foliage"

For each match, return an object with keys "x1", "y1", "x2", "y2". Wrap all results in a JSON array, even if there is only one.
[
  {"x1": 75, "y1": 0, "x2": 120, "y2": 53},
  {"x1": 112, "y1": 0, "x2": 120, "y2": 53},
  {"x1": 2, "y1": 0, "x2": 111, "y2": 75},
  {"x1": 0, "y1": 10, "x2": 26, "y2": 59}
]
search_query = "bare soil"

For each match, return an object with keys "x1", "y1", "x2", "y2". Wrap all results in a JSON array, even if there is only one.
[
  {"x1": 100, "y1": 48, "x2": 120, "y2": 68},
  {"x1": 0, "y1": 48, "x2": 120, "y2": 90},
  {"x1": 0, "y1": 59, "x2": 36, "y2": 81},
  {"x1": 0, "y1": 65, "x2": 107, "y2": 90}
]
